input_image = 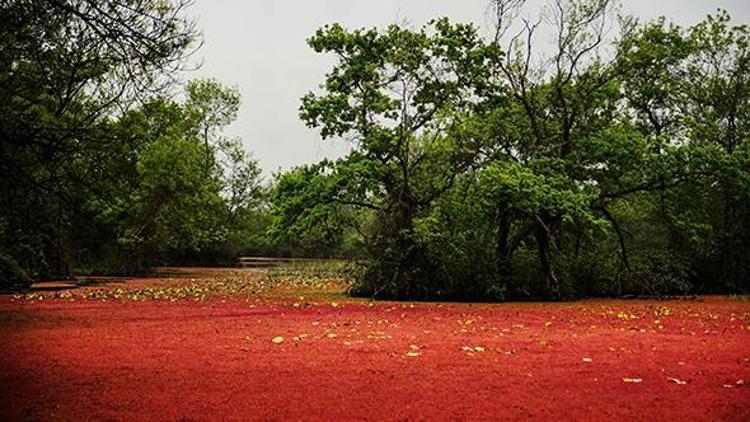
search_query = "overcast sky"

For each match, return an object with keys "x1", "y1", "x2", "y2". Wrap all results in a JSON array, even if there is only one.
[{"x1": 190, "y1": 0, "x2": 750, "y2": 176}]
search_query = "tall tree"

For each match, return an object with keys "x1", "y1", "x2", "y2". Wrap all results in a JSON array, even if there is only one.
[
  {"x1": 0, "y1": 0, "x2": 198, "y2": 281},
  {"x1": 289, "y1": 19, "x2": 498, "y2": 297},
  {"x1": 618, "y1": 11, "x2": 750, "y2": 291}
]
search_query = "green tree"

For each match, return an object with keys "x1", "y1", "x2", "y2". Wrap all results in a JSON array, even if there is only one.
[
  {"x1": 470, "y1": 0, "x2": 725, "y2": 298},
  {"x1": 0, "y1": 0, "x2": 198, "y2": 282},
  {"x1": 288, "y1": 19, "x2": 498, "y2": 297},
  {"x1": 284, "y1": 1, "x2": 750, "y2": 300},
  {"x1": 618, "y1": 11, "x2": 750, "y2": 292},
  {"x1": 95, "y1": 81, "x2": 263, "y2": 270}
]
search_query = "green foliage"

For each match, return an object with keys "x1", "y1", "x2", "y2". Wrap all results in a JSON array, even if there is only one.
[
  {"x1": 101, "y1": 81, "x2": 265, "y2": 269},
  {"x1": 290, "y1": 18, "x2": 499, "y2": 298},
  {"x1": 270, "y1": 163, "x2": 344, "y2": 254},
  {"x1": 0, "y1": 0, "x2": 199, "y2": 278},
  {"x1": 0, "y1": 253, "x2": 31, "y2": 291},
  {"x1": 274, "y1": 2, "x2": 750, "y2": 300},
  {"x1": 268, "y1": 161, "x2": 371, "y2": 258},
  {"x1": 3, "y1": 0, "x2": 748, "y2": 300},
  {"x1": 1, "y1": 0, "x2": 265, "y2": 277},
  {"x1": 126, "y1": 133, "x2": 227, "y2": 254}
]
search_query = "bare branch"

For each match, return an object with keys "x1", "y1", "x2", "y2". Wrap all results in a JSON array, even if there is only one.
[{"x1": 487, "y1": 0, "x2": 527, "y2": 43}]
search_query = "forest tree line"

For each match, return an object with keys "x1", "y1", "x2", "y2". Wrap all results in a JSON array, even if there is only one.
[{"x1": 1, "y1": 0, "x2": 749, "y2": 300}]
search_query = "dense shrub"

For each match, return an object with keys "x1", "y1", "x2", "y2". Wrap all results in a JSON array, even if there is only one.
[{"x1": 0, "y1": 253, "x2": 31, "y2": 291}]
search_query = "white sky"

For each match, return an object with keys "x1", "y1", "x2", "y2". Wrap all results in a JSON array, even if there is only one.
[{"x1": 190, "y1": 0, "x2": 750, "y2": 176}]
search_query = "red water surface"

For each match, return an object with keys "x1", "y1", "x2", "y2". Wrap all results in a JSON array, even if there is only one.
[{"x1": 1, "y1": 282, "x2": 748, "y2": 420}]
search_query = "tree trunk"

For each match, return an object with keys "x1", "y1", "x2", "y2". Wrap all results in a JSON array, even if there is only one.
[
  {"x1": 718, "y1": 189, "x2": 736, "y2": 290},
  {"x1": 496, "y1": 208, "x2": 513, "y2": 284},
  {"x1": 535, "y1": 223, "x2": 560, "y2": 298}
]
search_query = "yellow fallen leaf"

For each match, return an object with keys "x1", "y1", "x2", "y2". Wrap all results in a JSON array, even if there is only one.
[
  {"x1": 271, "y1": 336, "x2": 284, "y2": 344},
  {"x1": 668, "y1": 377, "x2": 688, "y2": 385},
  {"x1": 622, "y1": 377, "x2": 642, "y2": 383},
  {"x1": 367, "y1": 331, "x2": 390, "y2": 339},
  {"x1": 462, "y1": 346, "x2": 485, "y2": 353},
  {"x1": 406, "y1": 351, "x2": 421, "y2": 357},
  {"x1": 582, "y1": 357, "x2": 592, "y2": 363},
  {"x1": 656, "y1": 306, "x2": 672, "y2": 316}
]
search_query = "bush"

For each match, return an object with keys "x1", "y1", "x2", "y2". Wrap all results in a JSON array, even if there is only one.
[
  {"x1": 620, "y1": 251, "x2": 692, "y2": 296},
  {"x1": 0, "y1": 253, "x2": 31, "y2": 291}
]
